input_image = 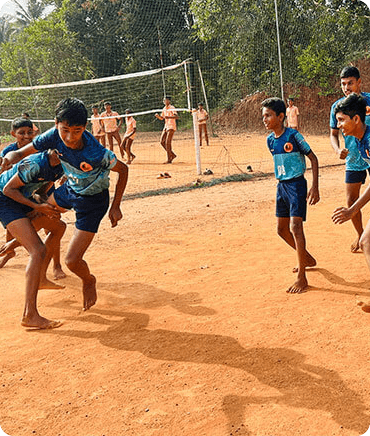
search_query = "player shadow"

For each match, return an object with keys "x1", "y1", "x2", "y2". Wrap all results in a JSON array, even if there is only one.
[
  {"x1": 44, "y1": 308, "x2": 370, "y2": 434},
  {"x1": 48, "y1": 280, "x2": 216, "y2": 317},
  {"x1": 308, "y1": 267, "x2": 370, "y2": 297}
]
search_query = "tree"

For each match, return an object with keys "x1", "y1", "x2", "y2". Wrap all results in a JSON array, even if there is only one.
[{"x1": 12, "y1": 0, "x2": 52, "y2": 28}]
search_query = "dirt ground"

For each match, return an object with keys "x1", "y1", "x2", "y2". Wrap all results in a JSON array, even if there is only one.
[{"x1": 1, "y1": 132, "x2": 370, "y2": 436}]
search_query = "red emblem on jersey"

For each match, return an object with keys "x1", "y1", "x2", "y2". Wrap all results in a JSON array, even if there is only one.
[
  {"x1": 366, "y1": 106, "x2": 370, "y2": 116},
  {"x1": 80, "y1": 162, "x2": 93, "y2": 172},
  {"x1": 366, "y1": 149, "x2": 370, "y2": 159},
  {"x1": 284, "y1": 142, "x2": 293, "y2": 153}
]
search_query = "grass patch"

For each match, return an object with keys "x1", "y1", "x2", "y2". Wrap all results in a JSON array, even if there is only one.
[{"x1": 123, "y1": 172, "x2": 270, "y2": 201}]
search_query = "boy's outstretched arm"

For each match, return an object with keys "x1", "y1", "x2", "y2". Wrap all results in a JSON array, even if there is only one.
[
  {"x1": 109, "y1": 160, "x2": 129, "y2": 228},
  {"x1": 0, "y1": 143, "x2": 38, "y2": 174},
  {"x1": 306, "y1": 151, "x2": 320, "y2": 205},
  {"x1": 333, "y1": 182, "x2": 370, "y2": 224}
]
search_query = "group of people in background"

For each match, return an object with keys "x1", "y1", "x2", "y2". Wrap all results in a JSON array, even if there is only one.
[{"x1": 90, "y1": 98, "x2": 210, "y2": 165}]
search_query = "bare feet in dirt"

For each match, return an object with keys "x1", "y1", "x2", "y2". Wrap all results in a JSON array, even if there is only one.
[
  {"x1": 21, "y1": 314, "x2": 63, "y2": 329},
  {"x1": 83, "y1": 274, "x2": 97, "y2": 311},
  {"x1": 287, "y1": 277, "x2": 308, "y2": 294},
  {"x1": 0, "y1": 251, "x2": 16, "y2": 268},
  {"x1": 53, "y1": 266, "x2": 66, "y2": 280},
  {"x1": 39, "y1": 279, "x2": 65, "y2": 290},
  {"x1": 292, "y1": 253, "x2": 317, "y2": 273}
]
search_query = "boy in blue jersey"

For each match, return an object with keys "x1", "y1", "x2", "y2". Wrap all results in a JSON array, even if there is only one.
[
  {"x1": 332, "y1": 95, "x2": 370, "y2": 285},
  {"x1": 330, "y1": 66, "x2": 370, "y2": 253},
  {"x1": 262, "y1": 97, "x2": 320, "y2": 294},
  {"x1": 0, "y1": 150, "x2": 66, "y2": 329},
  {"x1": 1, "y1": 118, "x2": 66, "y2": 279},
  {"x1": 0, "y1": 98, "x2": 129, "y2": 316}
]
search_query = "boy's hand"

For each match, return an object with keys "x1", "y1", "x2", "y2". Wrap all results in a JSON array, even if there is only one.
[
  {"x1": 332, "y1": 206, "x2": 353, "y2": 224},
  {"x1": 34, "y1": 203, "x2": 60, "y2": 219},
  {"x1": 0, "y1": 157, "x2": 12, "y2": 174},
  {"x1": 109, "y1": 205, "x2": 123, "y2": 228},
  {"x1": 338, "y1": 148, "x2": 349, "y2": 160},
  {"x1": 307, "y1": 186, "x2": 320, "y2": 205}
]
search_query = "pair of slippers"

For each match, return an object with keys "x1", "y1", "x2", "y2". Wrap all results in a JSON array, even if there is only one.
[{"x1": 157, "y1": 172, "x2": 171, "y2": 179}]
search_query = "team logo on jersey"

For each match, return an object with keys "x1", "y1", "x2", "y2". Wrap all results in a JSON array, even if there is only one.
[
  {"x1": 366, "y1": 149, "x2": 370, "y2": 159},
  {"x1": 366, "y1": 106, "x2": 370, "y2": 116},
  {"x1": 80, "y1": 162, "x2": 93, "y2": 172},
  {"x1": 284, "y1": 142, "x2": 293, "y2": 153}
]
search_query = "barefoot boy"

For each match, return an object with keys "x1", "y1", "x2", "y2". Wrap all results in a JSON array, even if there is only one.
[
  {"x1": 332, "y1": 94, "x2": 370, "y2": 270},
  {"x1": 196, "y1": 102, "x2": 209, "y2": 146},
  {"x1": 330, "y1": 66, "x2": 370, "y2": 253},
  {"x1": 0, "y1": 149, "x2": 66, "y2": 329},
  {"x1": 90, "y1": 105, "x2": 106, "y2": 147},
  {"x1": 0, "y1": 118, "x2": 66, "y2": 279},
  {"x1": 155, "y1": 96, "x2": 178, "y2": 163},
  {"x1": 101, "y1": 101, "x2": 122, "y2": 152},
  {"x1": 120, "y1": 109, "x2": 136, "y2": 164},
  {"x1": 261, "y1": 97, "x2": 320, "y2": 294},
  {"x1": 286, "y1": 98, "x2": 299, "y2": 130},
  {"x1": 1, "y1": 97, "x2": 129, "y2": 316}
]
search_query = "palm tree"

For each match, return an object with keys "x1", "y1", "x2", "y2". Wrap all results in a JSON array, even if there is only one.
[
  {"x1": 11, "y1": 0, "x2": 50, "y2": 28},
  {"x1": 0, "y1": 15, "x2": 17, "y2": 43}
]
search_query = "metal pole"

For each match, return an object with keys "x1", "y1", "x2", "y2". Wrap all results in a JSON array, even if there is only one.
[
  {"x1": 196, "y1": 60, "x2": 215, "y2": 137},
  {"x1": 274, "y1": 0, "x2": 284, "y2": 101},
  {"x1": 157, "y1": 25, "x2": 166, "y2": 99}
]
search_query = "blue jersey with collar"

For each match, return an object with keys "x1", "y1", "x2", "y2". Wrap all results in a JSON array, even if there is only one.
[
  {"x1": 33, "y1": 128, "x2": 117, "y2": 196},
  {"x1": 356, "y1": 125, "x2": 370, "y2": 165},
  {"x1": 330, "y1": 92, "x2": 370, "y2": 171},
  {"x1": 0, "y1": 151, "x2": 63, "y2": 199},
  {"x1": 0, "y1": 142, "x2": 18, "y2": 157},
  {"x1": 267, "y1": 128, "x2": 311, "y2": 181}
]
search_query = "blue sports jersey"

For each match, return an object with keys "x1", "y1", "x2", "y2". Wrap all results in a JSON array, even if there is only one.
[
  {"x1": 33, "y1": 128, "x2": 117, "y2": 196},
  {"x1": 330, "y1": 92, "x2": 370, "y2": 171},
  {"x1": 356, "y1": 125, "x2": 370, "y2": 165},
  {"x1": 267, "y1": 128, "x2": 311, "y2": 181},
  {"x1": 0, "y1": 151, "x2": 63, "y2": 199},
  {"x1": 0, "y1": 142, "x2": 18, "y2": 157}
]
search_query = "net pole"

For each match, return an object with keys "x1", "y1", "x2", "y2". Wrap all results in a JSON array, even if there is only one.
[
  {"x1": 157, "y1": 26, "x2": 166, "y2": 99},
  {"x1": 24, "y1": 52, "x2": 42, "y2": 132},
  {"x1": 274, "y1": 0, "x2": 284, "y2": 101},
  {"x1": 185, "y1": 61, "x2": 201, "y2": 175},
  {"x1": 196, "y1": 60, "x2": 215, "y2": 137}
]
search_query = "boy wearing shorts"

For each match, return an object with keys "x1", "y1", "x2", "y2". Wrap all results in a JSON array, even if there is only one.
[
  {"x1": 101, "y1": 101, "x2": 122, "y2": 151},
  {"x1": 0, "y1": 149, "x2": 66, "y2": 329},
  {"x1": 90, "y1": 105, "x2": 106, "y2": 147},
  {"x1": 120, "y1": 109, "x2": 136, "y2": 164},
  {"x1": 1, "y1": 98, "x2": 129, "y2": 316},
  {"x1": 330, "y1": 66, "x2": 370, "y2": 252},
  {"x1": 196, "y1": 102, "x2": 209, "y2": 146},
  {"x1": 262, "y1": 97, "x2": 320, "y2": 294},
  {"x1": 0, "y1": 118, "x2": 66, "y2": 279},
  {"x1": 155, "y1": 96, "x2": 178, "y2": 163}
]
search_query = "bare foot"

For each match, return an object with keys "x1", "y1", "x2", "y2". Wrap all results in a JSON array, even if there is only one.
[
  {"x1": 53, "y1": 266, "x2": 67, "y2": 280},
  {"x1": 0, "y1": 251, "x2": 16, "y2": 268},
  {"x1": 287, "y1": 277, "x2": 308, "y2": 294},
  {"x1": 130, "y1": 154, "x2": 136, "y2": 163},
  {"x1": 292, "y1": 253, "x2": 317, "y2": 273},
  {"x1": 39, "y1": 278, "x2": 65, "y2": 290},
  {"x1": 351, "y1": 237, "x2": 361, "y2": 253},
  {"x1": 21, "y1": 314, "x2": 63, "y2": 329},
  {"x1": 164, "y1": 152, "x2": 177, "y2": 164},
  {"x1": 83, "y1": 274, "x2": 97, "y2": 311}
]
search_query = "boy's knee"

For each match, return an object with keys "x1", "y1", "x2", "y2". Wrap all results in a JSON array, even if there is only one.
[
  {"x1": 65, "y1": 253, "x2": 79, "y2": 270},
  {"x1": 30, "y1": 243, "x2": 46, "y2": 261},
  {"x1": 360, "y1": 234, "x2": 370, "y2": 252},
  {"x1": 277, "y1": 223, "x2": 288, "y2": 237},
  {"x1": 290, "y1": 220, "x2": 303, "y2": 236}
]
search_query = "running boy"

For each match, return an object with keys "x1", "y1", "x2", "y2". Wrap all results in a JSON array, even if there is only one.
[
  {"x1": 155, "y1": 96, "x2": 178, "y2": 163},
  {"x1": 0, "y1": 149, "x2": 66, "y2": 329},
  {"x1": 120, "y1": 109, "x2": 136, "y2": 164},
  {"x1": 90, "y1": 105, "x2": 106, "y2": 147},
  {"x1": 196, "y1": 102, "x2": 209, "y2": 146},
  {"x1": 101, "y1": 101, "x2": 122, "y2": 151},
  {"x1": 332, "y1": 95, "x2": 370, "y2": 270},
  {"x1": 262, "y1": 97, "x2": 320, "y2": 294},
  {"x1": 1, "y1": 97, "x2": 129, "y2": 316},
  {"x1": 330, "y1": 66, "x2": 370, "y2": 253},
  {"x1": 0, "y1": 118, "x2": 66, "y2": 279}
]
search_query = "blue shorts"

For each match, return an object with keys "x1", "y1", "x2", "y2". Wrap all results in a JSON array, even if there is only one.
[
  {"x1": 345, "y1": 169, "x2": 370, "y2": 184},
  {"x1": 0, "y1": 193, "x2": 33, "y2": 228},
  {"x1": 53, "y1": 183, "x2": 109, "y2": 233},
  {"x1": 276, "y1": 176, "x2": 307, "y2": 221}
]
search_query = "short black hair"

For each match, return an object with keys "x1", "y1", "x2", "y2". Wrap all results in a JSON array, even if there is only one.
[
  {"x1": 91, "y1": 104, "x2": 99, "y2": 109},
  {"x1": 164, "y1": 96, "x2": 171, "y2": 101},
  {"x1": 104, "y1": 101, "x2": 111, "y2": 106},
  {"x1": 125, "y1": 108, "x2": 132, "y2": 113},
  {"x1": 55, "y1": 98, "x2": 88, "y2": 126},
  {"x1": 198, "y1": 102, "x2": 204, "y2": 106},
  {"x1": 11, "y1": 117, "x2": 33, "y2": 131},
  {"x1": 340, "y1": 66, "x2": 360, "y2": 80},
  {"x1": 22, "y1": 112, "x2": 30, "y2": 118},
  {"x1": 261, "y1": 97, "x2": 286, "y2": 118},
  {"x1": 334, "y1": 93, "x2": 367, "y2": 123}
]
